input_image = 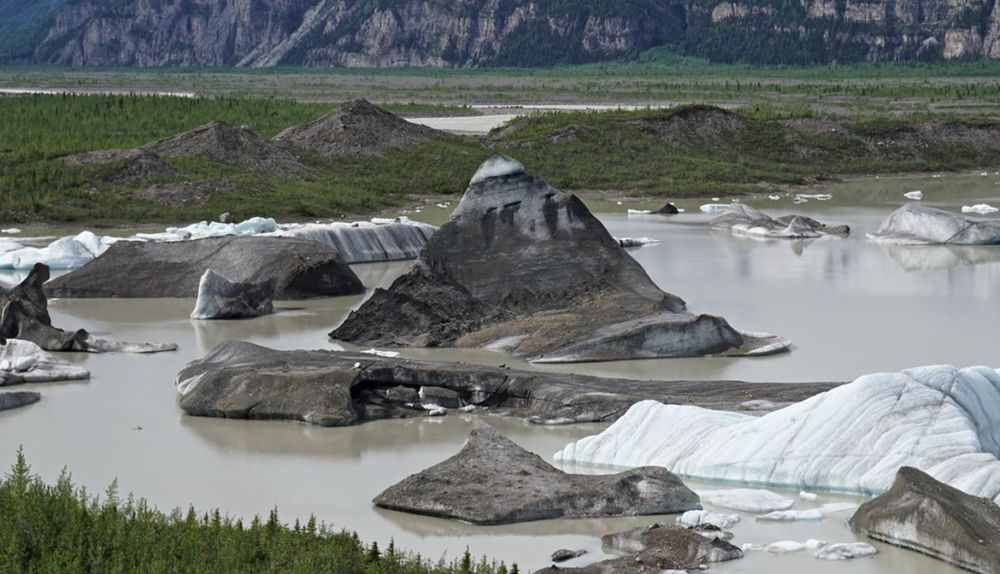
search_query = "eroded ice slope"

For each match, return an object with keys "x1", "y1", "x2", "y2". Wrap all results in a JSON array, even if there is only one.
[{"x1": 555, "y1": 365, "x2": 1000, "y2": 503}]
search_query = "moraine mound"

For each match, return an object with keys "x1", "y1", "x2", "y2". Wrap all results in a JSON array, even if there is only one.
[
  {"x1": 273, "y1": 99, "x2": 450, "y2": 157},
  {"x1": 59, "y1": 148, "x2": 185, "y2": 184},
  {"x1": 142, "y1": 121, "x2": 312, "y2": 176},
  {"x1": 638, "y1": 105, "x2": 749, "y2": 145}
]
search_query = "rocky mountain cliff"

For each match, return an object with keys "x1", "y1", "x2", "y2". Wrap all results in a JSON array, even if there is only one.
[{"x1": 8, "y1": 0, "x2": 1000, "y2": 66}]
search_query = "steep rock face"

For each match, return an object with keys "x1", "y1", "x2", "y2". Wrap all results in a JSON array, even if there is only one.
[
  {"x1": 331, "y1": 155, "x2": 789, "y2": 363},
  {"x1": 850, "y1": 466, "x2": 1000, "y2": 574}
]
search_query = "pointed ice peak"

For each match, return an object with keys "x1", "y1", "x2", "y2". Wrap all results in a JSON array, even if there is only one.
[{"x1": 470, "y1": 154, "x2": 525, "y2": 185}]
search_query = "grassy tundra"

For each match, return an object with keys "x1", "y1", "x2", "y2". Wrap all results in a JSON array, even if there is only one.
[{"x1": 2, "y1": 62, "x2": 1000, "y2": 224}]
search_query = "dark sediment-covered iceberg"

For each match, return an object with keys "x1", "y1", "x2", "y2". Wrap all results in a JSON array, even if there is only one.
[
  {"x1": 867, "y1": 203, "x2": 1000, "y2": 245},
  {"x1": 189, "y1": 269, "x2": 276, "y2": 320},
  {"x1": 45, "y1": 235, "x2": 364, "y2": 299},
  {"x1": 331, "y1": 155, "x2": 789, "y2": 363}
]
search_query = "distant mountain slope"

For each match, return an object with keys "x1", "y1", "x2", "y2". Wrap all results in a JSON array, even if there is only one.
[
  {"x1": 12, "y1": 0, "x2": 1000, "y2": 66},
  {"x1": 0, "y1": 0, "x2": 70, "y2": 60}
]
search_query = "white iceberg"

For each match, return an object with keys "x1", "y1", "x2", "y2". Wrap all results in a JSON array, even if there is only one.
[
  {"x1": 0, "y1": 231, "x2": 110, "y2": 270},
  {"x1": 869, "y1": 203, "x2": 1000, "y2": 245},
  {"x1": 555, "y1": 365, "x2": 1000, "y2": 504},
  {"x1": 742, "y1": 539, "x2": 826, "y2": 553},
  {"x1": 700, "y1": 203, "x2": 730, "y2": 213},
  {"x1": 675, "y1": 509, "x2": 740, "y2": 529},
  {"x1": 361, "y1": 349, "x2": 401, "y2": 358},
  {"x1": 469, "y1": 154, "x2": 525, "y2": 184},
  {"x1": 962, "y1": 203, "x2": 999, "y2": 215},
  {"x1": 695, "y1": 488, "x2": 793, "y2": 512},
  {"x1": 815, "y1": 542, "x2": 878, "y2": 560},
  {"x1": 626, "y1": 209, "x2": 652, "y2": 215},
  {"x1": 755, "y1": 503, "x2": 857, "y2": 521},
  {"x1": 903, "y1": 190, "x2": 923, "y2": 200},
  {"x1": 799, "y1": 491, "x2": 820, "y2": 500},
  {"x1": 0, "y1": 339, "x2": 90, "y2": 382}
]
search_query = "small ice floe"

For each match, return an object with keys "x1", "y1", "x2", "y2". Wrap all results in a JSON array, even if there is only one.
[
  {"x1": 815, "y1": 543, "x2": 878, "y2": 560},
  {"x1": 700, "y1": 203, "x2": 730, "y2": 213},
  {"x1": 459, "y1": 404, "x2": 476, "y2": 412},
  {"x1": 676, "y1": 509, "x2": 740, "y2": 529},
  {"x1": 742, "y1": 539, "x2": 826, "y2": 554},
  {"x1": 435, "y1": 203, "x2": 450, "y2": 209},
  {"x1": 1, "y1": 228, "x2": 21, "y2": 234},
  {"x1": 792, "y1": 196, "x2": 808, "y2": 204},
  {"x1": 361, "y1": 348, "x2": 401, "y2": 358},
  {"x1": 932, "y1": 174, "x2": 942, "y2": 178},
  {"x1": 756, "y1": 502, "x2": 858, "y2": 521},
  {"x1": 371, "y1": 217, "x2": 398, "y2": 224},
  {"x1": 981, "y1": 171, "x2": 989, "y2": 176},
  {"x1": 712, "y1": 197, "x2": 720, "y2": 201},
  {"x1": 799, "y1": 491, "x2": 820, "y2": 501},
  {"x1": 616, "y1": 201, "x2": 623, "y2": 205},
  {"x1": 904, "y1": 190, "x2": 923, "y2": 200},
  {"x1": 768, "y1": 195, "x2": 781, "y2": 201},
  {"x1": 427, "y1": 407, "x2": 447, "y2": 416},
  {"x1": 627, "y1": 209, "x2": 653, "y2": 215},
  {"x1": 695, "y1": 488, "x2": 794, "y2": 513},
  {"x1": 615, "y1": 237, "x2": 660, "y2": 248},
  {"x1": 795, "y1": 193, "x2": 833, "y2": 201},
  {"x1": 962, "y1": 203, "x2": 999, "y2": 214}
]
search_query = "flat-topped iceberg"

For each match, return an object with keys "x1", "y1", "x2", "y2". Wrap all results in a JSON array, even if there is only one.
[{"x1": 555, "y1": 365, "x2": 1000, "y2": 504}]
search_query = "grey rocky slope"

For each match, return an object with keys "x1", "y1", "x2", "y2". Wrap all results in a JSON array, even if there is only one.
[
  {"x1": 867, "y1": 203, "x2": 1000, "y2": 245},
  {"x1": 45, "y1": 235, "x2": 363, "y2": 299},
  {"x1": 16, "y1": 0, "x2": 1000, "y2": 67},
  {"x1": 710, "y1": 203, "x2": 849, "y2": 238},
  {"x1": 2, "y1": 263, "x2": 175, "y2": 353},
  {"x1": 850, "y1": 466, "x2": 1000, "y2": 574},
  {"x1": 175, "y1": 340, "x2": 838, "y2": 427},
  {"x1": 331, "y1": 155, "x2": 789, "y2": 363},
  {"x1": 373, "y1": 425, "x2": 701, "y2": 525}
]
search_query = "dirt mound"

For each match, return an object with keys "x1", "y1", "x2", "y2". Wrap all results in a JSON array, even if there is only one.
[
  {"x1": 60, "y1": 149, "x2": 184, "y2": 184},
  {"x1": 273, "y1": 99, "x2": 449, "y2": 157},
  {"x1": 131, "y1": 178, "x2": 237, "y2": 208},
  {"x1": 142, "y1": 122, "x2": 312, "y2": 176},
  {"x1": 638, "y1": 105, "x2": 748, "y2": 145}
]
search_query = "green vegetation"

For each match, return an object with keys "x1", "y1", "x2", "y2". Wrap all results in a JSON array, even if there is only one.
[{"x1": 0, "y1": 449, "x2": 515, "y2": 574}]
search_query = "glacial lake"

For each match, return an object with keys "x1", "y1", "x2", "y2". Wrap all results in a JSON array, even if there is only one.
[{"x1": 1, "y1": 173, "x2": 998, "y2": 573}]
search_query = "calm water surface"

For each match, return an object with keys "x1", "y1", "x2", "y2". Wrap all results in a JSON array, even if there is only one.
[{"x1": 1, "y1": 174, "x2": 997, "y2": 573}]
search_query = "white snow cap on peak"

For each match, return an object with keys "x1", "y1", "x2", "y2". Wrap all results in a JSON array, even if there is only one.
[{"x1": 470, "y1": 155, "x2": 525, "y2": 185}]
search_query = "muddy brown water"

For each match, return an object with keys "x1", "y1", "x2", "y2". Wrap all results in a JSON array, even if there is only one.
[{"x1": 1, "y1": 174, "x2": 998, "y2": 572}]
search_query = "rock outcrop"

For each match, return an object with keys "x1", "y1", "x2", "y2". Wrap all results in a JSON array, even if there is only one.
[
  {"x1": 2, "y1": 264, "x2": 175, "y2": 353},
  {"x1": 867, "y1": 203, "x2": 1000, "y2": 245},
  {"x1": 850, "y1": 466, "x2": 1000, "y2": 574},
  {"x1": 45, "y1": 236, "x2": 363, "y2": 299},
  {"x1": 273, "y1": 100, "x2": 448, "y2": 156},
  {"x1": 175, "y1": 340, "x2": 838, "y2": 427},
  {"x1": 710, "y1": 203, "x2": 849, "y2": 238},
  {"x1": 189, "y1": 269, "x2": 276, "y2": 320},
  {"x1": 331, "y1": 155, "x2": 789, "y2": 363},
  {"x1": 556, "y1": 365, "x2": 1000, "y2": 504},
  {"x1": 373, "y1": 425, "x2": 701, "y2": 525}
]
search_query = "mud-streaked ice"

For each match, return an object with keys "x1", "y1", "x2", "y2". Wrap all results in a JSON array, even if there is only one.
[{"x1": 555, "y1": 365, "x2": 1000, "y2": 503}]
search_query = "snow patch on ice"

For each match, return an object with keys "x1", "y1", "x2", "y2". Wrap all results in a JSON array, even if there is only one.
[{"x1": 470, "y1": 155, "x2": 525, "y2": 184}]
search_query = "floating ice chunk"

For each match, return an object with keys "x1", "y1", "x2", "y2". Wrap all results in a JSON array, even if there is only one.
[
  {"x1": 796, "y1": 193, "x2": 833, "y2": 201},
  {"x1": 792, "y1": 197, "x2": 808, "y2": 204},
  {"x1": 815, "y1": 543, "x2": 878, "y2": 560},
  {"x1": 676, "y1": 509, "x2": 741, "y2": 529},
  {"x1": 627, "y1": 209, "x2": 652, "y2": 215},
  {"x1": 428, "y1": 407, "x2": 447, "y2": 416},
  {"x1": 742, "y1": 539, "x2": 826, "y2": 553},
  {"x1": 555, "y1": 365, "x2": 1000, "y2": 504},
  {"x1": 712, "y1": 197, "x2": 720, "y2": 201},
  {"x1": 962, "y1": 203, "x2": 999, "y2": 214},
  {"x1": 700, "y1": 203, "x2": 730, "y2": 212},
  {"x1": 0, "y1": 232, "x2": 110, "y2": 270},
  {"x1": 470, "y1": 154, "x2": 525, "y2": 184},
  {"x1": 768, "y1": 195, "x2": 781, "y2": 201},
  {"x1": 799, "y1": 491, "x2": 820, "y2": 500},
  {"x1": 1, "y1": 228, "x2": 21, "y2": 234},
  {"x1": 361, "y1": 349, "x2": 401, "y2": 358},
  {"x1": 757, "y1": 509, "x2": 823, "y2": 521},
  {"x1": 904, "y1": 190, "x2": 923, "y2": 200},
  {"x1": 616, "y1": 201, "x2": 622, "y2": 205},
  {"x1": 235, "y1": 217, "x2": 278, "y2": 234},
  {"x1": 615, "y1": 237, "x2": 660, "y2": 248},
  {"x1": 0, "y1": 339, "x2": 90, "y2": 382},
  {"x1": 696, "y1": 488, "x2": 794, "y2": 512},
  {"x1": 869, "y1": 203, "x2": 1000, "y2": 245}
]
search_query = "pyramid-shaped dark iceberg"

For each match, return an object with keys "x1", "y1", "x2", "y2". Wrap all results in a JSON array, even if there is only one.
[{"x1": 332, "y1": 155, "x2": 789, "y2": 362}]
